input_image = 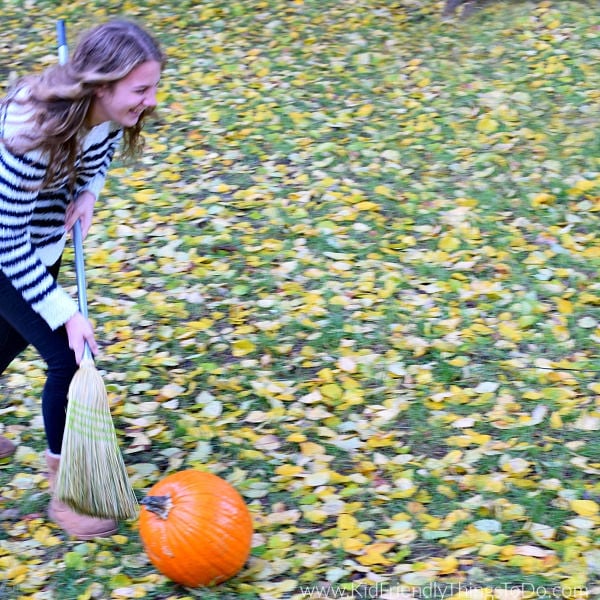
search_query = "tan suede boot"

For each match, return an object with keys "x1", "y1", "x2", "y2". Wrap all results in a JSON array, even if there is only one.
[
  {"x1": 45, "y1": 451, "x2": 118, "y2": 540},
  {"x1": 0, "y1": 435, "x2": 16, "y2": 459}
]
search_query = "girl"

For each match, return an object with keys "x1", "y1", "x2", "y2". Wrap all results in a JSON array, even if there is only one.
[{"x1": 0, "y1": 19, "x2": 164, "y2": 539}]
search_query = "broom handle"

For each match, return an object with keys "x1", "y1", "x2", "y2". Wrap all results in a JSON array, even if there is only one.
[
  {"x1": 57, "y1": 20, "x2": 93, "y2": 362},
  {"x1": 72, "y1": 221, "x2": 92, "y2": 318},
  {"x1": 56, "y1": 20, "x2": 68, "y2": 65},
  {"x1": 73, "y1": 223, "x2": 93, "y2": 360}
]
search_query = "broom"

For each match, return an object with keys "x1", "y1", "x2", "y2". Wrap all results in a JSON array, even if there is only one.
[{"x1": 54, "y1": 19, "x2": 138, "y2": 520}]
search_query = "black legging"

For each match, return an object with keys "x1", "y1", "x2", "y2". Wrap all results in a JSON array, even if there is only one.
[{"x1": 0, "y1": 259, "x2": 77, "y2": 454}]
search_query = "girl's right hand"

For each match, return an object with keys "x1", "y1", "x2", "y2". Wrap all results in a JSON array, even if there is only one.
[
  {"x1": 65, "y1": 191, "x2": 96, "y2": 239},
  {"x1": 65, "y1": 312, "x2": 98, "y2": 364}
]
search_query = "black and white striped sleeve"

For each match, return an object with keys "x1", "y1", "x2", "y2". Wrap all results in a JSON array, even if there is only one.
[
  {"x1": 77, "y1": 126, "x2": 122, "y2": 199},
  {"x1": 0, "y1": 117, "x2": 78, "y2": 330}
]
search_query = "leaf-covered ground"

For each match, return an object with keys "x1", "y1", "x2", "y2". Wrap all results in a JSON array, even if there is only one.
[{"x1": 1, "y1": 1, "x2": 599, "y2": 599}]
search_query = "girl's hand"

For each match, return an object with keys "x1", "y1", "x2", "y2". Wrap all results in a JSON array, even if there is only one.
[
  {"x1": 65, "y1": 311, "x2": 98, "y2": 364},
  {"x1": 65, "y1": 191, "x2": 96, "y2": 239}
]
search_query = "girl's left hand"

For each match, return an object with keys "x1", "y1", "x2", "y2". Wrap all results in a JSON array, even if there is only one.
[{"x1": 65, "y1": 190, "x2": 96, "y2": 239}]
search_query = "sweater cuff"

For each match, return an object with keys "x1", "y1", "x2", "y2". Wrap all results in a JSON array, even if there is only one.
[
  {"x1": 82, "y1": 172, "x2": 106, "y2": 199},
  {"x1": 37, "y1": 287, "x2": 79, "y2": 331}
]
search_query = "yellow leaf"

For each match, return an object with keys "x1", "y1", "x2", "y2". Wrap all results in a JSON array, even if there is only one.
[
  {"x1": 415, "y1": 369, "x2": 433, "y2": 384},
  {"x1": 275, "y1": 465, "x2": 303, "y2": 477},
  {"x1": 112, "y1": 535, "x2": 129, "y2": 545},
  {"x1": 206, "y1": 109, "x2": 220, "y2": 122},
  {"x1": 556, "y1": 298, "x2": 573, "y2": 314},
  {"x1": 374, "y1": 185, "x2": 394, "y2": 197},
  {"x1": 479, "y1": 544, "x2": 503, "y2": 557},
  {"x1": 448, "y1": 356, "x2": 470, "y2": 367},
  {"x1": 498, "y1": 322, "x2": 523, "y2": 342},
  {"x1": 571, "y1": 499, "x2": 599, "y2": 517},
  {"x1": 300, "y1": 441, "x2": 324, "y2": 456},
  {"x1": 550, "y1": 411, "x2": 563, "y2": 428},
  {"x1": 318, "y1": 368, "x2": 335, "y2": 381},
  {"x1": 438, "y1": 235, "x2": 461, "y2": 252},
  {"x1": 569, "y1": 178, "x2": 596, "y2": 193},
  {"x1": 155, "y1": 90, "x2": 169, "y2": 104},
  {"x1": 131, "y1": 189, "x2": 157, "y2": 203},
  {"x1": 530, "y1": 192, "x2": 555, "y2": 207},
  {"x1": 304, "y1": 509, "x2": 328, "y2": 524},
  {"x1": 500, "y1": 545, "x2": 516, "y2": 559},
  {"x1": 33, "y1": 526, "x2": 62, "y2": 547},
  {"x1": 231, "y1": 339, "x2": 256, "y2": 356},
  {"x1": 338, "y1": 513, "x2": 359, "y2": 531},
  {"x1": 189, "y1": 318, "x2": 214, "y2": 331},
  {"x1": 357, "y1": 542, "x2": 395, "y2": 566},
  {"x1": 342, "y1": 537, "x2": 366, "y2": 553},
  {"x1": 476, "y1": 116, "x2": 498, "y2": 133},
  {"x1": 329, "y1": 295, "x2": 349, "y2": 306},
  {"x1": 356, "y1": 104, "x2": 374, "y2": 117},
  {"x1": 320, "y1": 383, "x2": 343, "y2": 400},
  {"x1": 289, "y1": 111, "x2": 309, "y2": 125},
  {"x1": 354, "y1": 200, "x2": 380, "y2": 211},
  {"x1": 431, "y1": 555, "x2": 459, "y2": 574},
  {"x1": 583, "y1": 246, "x2": 600, "y2": 258},
  {"x1": 4, "y1": 563, "x2": 28, "y2": 584}
]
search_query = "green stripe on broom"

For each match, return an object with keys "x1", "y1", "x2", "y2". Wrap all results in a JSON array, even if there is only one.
[
  {"x1": 66, "y1": 399, "x2": 127, "y2": 441},
  {"x1": 55, "y1": 20, "x2": 138, "y2": 523}
]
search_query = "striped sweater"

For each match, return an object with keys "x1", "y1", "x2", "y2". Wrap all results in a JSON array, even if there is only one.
[{"x1": 0, "y1": 98, "x2": 122, "y2": 330}]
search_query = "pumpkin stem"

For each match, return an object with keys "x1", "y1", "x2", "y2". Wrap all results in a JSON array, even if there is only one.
[{"x1": 140, "y1": 495, "x2": 173, "y2": 519}]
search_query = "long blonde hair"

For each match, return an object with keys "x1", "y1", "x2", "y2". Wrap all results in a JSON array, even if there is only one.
[{"x1": 1, "y1": 19, "x2": 165, "y2": 187}]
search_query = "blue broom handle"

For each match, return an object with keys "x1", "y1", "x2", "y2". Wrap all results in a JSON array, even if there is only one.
[
  {"x1": 57, "y1": 20, "x2": 93, "y2": 362},
  {"x1": 56, "y1": 20, "x2": 68, "y2": 65},
  {"x1": 73, "y1": 222, "x2": 92, "y2": 360},
  {"x1": 72, "y1": 222, "x2": 89, "y2": 320}
]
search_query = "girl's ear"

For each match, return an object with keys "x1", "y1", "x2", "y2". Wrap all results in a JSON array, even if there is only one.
[{"x1": 94, "y1": 84, "x2": 109, "y2": 98}]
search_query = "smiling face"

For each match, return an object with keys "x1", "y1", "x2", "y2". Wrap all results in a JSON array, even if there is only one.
[{"x1": 88, "y1": 60, "x2": 162, "y2": 128}]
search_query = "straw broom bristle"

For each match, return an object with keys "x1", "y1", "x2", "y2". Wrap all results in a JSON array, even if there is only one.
[{"x1": 56, "y1": 358, "x2": 138, "y2": 520}]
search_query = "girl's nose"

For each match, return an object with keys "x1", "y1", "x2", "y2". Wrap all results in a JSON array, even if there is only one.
[{"x1": 144, "y1": 89, "x2": 157, "y2": 108}]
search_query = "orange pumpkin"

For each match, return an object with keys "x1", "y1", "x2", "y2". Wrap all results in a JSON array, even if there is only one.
[{"x1": 139, "y1": 470, "x2": 253, "y2": 587}]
